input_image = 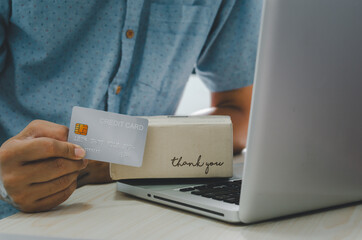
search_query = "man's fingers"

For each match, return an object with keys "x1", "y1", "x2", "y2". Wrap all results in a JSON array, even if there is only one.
[
  {"x1": 10, "y1": 172, "x2": 79, "y2": 208},
  {"x1": 22, "y1": 180, "x2": 78, "y2": 213},
  {"x1": 27, "y1": 172, "x2": 79, "y2": 202},
  {"x1": 23, "y1": 158, "x2": 88, "y2": 183},
  {"x1": 7, "y1": 137, "x2": 86, "y2": 163},
  {"x1": 18, "y1": 120, "x2": 70, "y2": 141}
]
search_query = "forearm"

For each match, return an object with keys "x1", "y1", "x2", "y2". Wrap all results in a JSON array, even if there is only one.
[
  {"x1": 77, "y1": 160, "x2": 114, "y2": 187},
  {"x1": 193, "y1": 85, "x2": 253, "y2": 154}
]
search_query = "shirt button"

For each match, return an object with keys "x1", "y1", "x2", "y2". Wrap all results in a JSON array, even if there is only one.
[
  {"x1": 126, "y1": 29, "x2": 135, "y2": 39},
  {"x1": 115, "y1": 85, "x2": 122, "y2": 95}
]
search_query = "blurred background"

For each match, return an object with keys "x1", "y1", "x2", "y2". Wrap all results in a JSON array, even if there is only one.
[{"x1": 175, "y1": 74, "x2": 210, "y2": 115}]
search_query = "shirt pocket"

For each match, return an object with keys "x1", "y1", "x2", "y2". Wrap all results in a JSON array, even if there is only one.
[
  {"x1": 148, "y1": 3, "x2": 212, "y2": 40},
  {"x1": 128, "y1": 3, "x2": 214, "y2": 116},
  {"x1": 136, "y1": 3, "x2": 212, "y2": 92}
]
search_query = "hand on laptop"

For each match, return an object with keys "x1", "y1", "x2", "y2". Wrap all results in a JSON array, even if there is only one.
[{"x1": 0, "y1": 120, "x2": 88, "y2": 212}]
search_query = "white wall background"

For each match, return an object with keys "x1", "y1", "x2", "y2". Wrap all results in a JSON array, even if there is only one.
[{"x1": 175, "y1": 75, "x2": 211, "y2": 115}]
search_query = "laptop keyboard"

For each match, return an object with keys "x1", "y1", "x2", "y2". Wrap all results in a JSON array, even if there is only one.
[{"x1": 179, "y1": 180, "x2": 241, "y2": 205}]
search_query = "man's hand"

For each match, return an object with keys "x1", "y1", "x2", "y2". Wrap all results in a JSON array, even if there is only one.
[
  {"x1": 193, "y1": 85, "x2": 253, "y2": 154},
  {"x1": 0, "y1": 120, "x2": 88, "y2": 213}
]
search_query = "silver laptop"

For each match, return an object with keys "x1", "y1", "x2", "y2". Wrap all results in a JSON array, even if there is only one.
[{"x1": 117, "y1": 0, "x2": 362, "y2": 223}]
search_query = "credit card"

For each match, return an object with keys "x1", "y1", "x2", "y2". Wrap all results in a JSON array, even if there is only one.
[{"x1": 67, "y1": 106, "x2": 148, "y2": 167}]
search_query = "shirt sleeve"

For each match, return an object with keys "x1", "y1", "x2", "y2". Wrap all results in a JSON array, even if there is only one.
[
  {"x1": 0, "y1": 1, "x2": 10, "y2": 74},
  {"x1": 196, "y1": 0, "x2": 263, "y2": 92}
]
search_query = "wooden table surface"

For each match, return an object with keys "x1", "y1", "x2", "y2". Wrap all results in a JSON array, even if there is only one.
[{"x1": 0, "y1": 155, "x2": 361, "y2": 240}]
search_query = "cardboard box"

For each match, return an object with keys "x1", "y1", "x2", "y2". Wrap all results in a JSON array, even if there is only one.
[{"x1": 110, "y1": 116, "x2": 233, "y2": 179}]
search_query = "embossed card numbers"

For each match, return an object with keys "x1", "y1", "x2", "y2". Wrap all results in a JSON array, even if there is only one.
[{"x1": 68, "y1": 107, "x2": 148, "y2": 167}]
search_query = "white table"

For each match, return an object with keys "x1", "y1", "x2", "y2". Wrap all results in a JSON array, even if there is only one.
[{"x1": 0, "y1": 156, "x2": 361, "y2": 240}]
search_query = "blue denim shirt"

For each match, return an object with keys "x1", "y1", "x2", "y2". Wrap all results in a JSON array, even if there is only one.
[{"x1": 0, "y1": 0, "x2": 262, "y2": 218}]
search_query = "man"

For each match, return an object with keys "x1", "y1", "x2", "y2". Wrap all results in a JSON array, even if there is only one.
[{"x1": 0, "y1": 0, "x2": 262, "y2": 218}]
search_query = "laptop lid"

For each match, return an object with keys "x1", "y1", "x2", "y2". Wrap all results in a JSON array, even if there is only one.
[{"x1": 240, "y1": 0, "x2": 362, "y2": 223}]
